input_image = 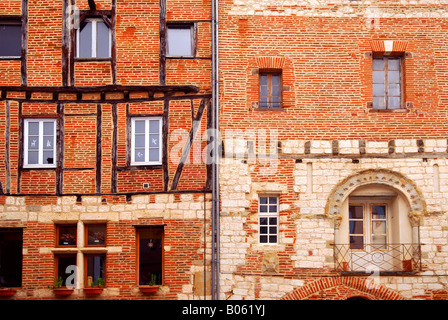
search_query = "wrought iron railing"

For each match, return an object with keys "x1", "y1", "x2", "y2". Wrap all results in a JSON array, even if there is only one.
[{"x1": 334, "y1": 243, "x2": 421, "y2": 273}]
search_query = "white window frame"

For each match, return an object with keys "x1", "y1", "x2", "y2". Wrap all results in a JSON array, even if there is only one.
[
  {"x1": 131, "y1": 117, "x2": 163, "y2": 166},
  {"x1": 76, "y1": 18, "x2": 112, "y2": 58},
  {"x1": 23, "y1": 119, "x2": 57, "y2": 168},
  {"x1": 258, "y1": 196, "x2": 279, "y2": 244}
]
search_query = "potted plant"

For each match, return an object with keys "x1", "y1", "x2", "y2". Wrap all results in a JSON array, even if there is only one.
[
  {"x1": 139, "y1": 274, "x2": 159, "y2": 294},
  {"x1": 83, "y1": 277, "x2": 105, "y2": 295},
  {"x1": 51, "y1": 276, "x2": 74, "y2": 296},
  {"x1": 0, "y1": 286, "x2": 16, "y2": 297}
]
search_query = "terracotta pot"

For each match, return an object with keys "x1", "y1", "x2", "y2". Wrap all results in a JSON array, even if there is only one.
[
  {"x1": 0, "y1": 289, "x2": 16, "y2": 297},
  {"x1": 84, "y1": 287, "x2": 104, "y2": 295},
  {"x1": 139, "y1": 286, "x2": 159, "y2": 294},
  {"x1": 53, "y1": 288, "x2": 74, "y2": 296}
]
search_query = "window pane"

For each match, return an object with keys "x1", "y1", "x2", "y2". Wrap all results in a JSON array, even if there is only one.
[
  {"x1": 149, "y1": 148, "x2": 159, "y2": 161},
  {"x1": 28, "y1": 122, "x2": 39, "y2": 135},
  {"x1": 373, "y1": 83, "x2": 385, "y2": 97},
  {"x1": 0, "y1": 231, "x2": 22, "y2": 287},
  {"x1": 350, "y1": 236, "x2": 364, "y2": 250},
  {"x1": 149, "y1": 134, "x2": 159, "y2": 147},
  {"x1": 269, "y1": 226, "x2": 277, "y2": 234},
  {"x1": 149, "y1": 120, "x2": 159, "y2": 134},
  {"x1": 271, "y1": 75, "x2": 280, "y2": 86},
  {"x1": 260, "y1": 197, "x2": 268, "y2": 205},
  {"x1": 87, "y1": 225, "x2": 106, "y2": 246},
  {"x1": 260, "y1": 226, "x2": 267, "y2": 234},
  {"x1": 57, "y1": 255, "x2": 77, "y2": 287},
  {"x1": 372, "y1": 58, "x2": 384, "y2": 70},
  {"x1": 388, "y1": 70, "x2": 400, "y2": 83},
  {"x1": 43, "y1": 122, "x2": 54, "y2": 135},
  {"x1": 259, "y1": 75, "x2": 268, "y2": 86},
  {"x1": 389, "y1": 83, "x2": 401, "y2": 96},
  {"x1": 43, "y1": 151, "x2": 54, "y2": 165},
  {"x1": 259, "y1": 205, "x2": 268, "y2": 213},
  {"x1": 372, "y1": 205, "x2": 386, "y2": 219},
  {"x1": 259, "y1": 217, "x2": 268, "y2": 225},
  {"x1": 372, "y1": 70, "x2": 384, "y2": 83},
  {"x1": 269, "y1": 205, "x2": 277, "y2": 213},
  {"x1": 349, "y1": 221, "x2": 364, "y2": 235},
  {"x1": 134, "y1": 120, "x2": 145, "y2": 134},
  {"x1": 79, "y1": 22, "x2": 93, "y2": 58},
  {"x1": 96, "y1": 22, "x2": 110, "y2": 58},
  {"x1": 167, "y1": 27, "x2": 192, "y2": 57},
  {"x1": 349, "y1": 206, "x2": 363, "y2": 219},
  {"x1": 373, "y1": 96, "x2": 386, "y2": 109},
  {"x1": 388, "y1": 58, "x2": 400, "y2": 70},
  {"x1": 58, "y1": 225, "x2": 77, "y2": 246},
  {"x1": 135, "y1": 149, "x2": 145, "y2": 162},
  {"x1": 86, "y1": 256, "x2": 105, "y2": 286},
  {"x1": 260, "y1": 235, "x2": 268, "y2": 243},
  {"x1": 139, "y1": 228, "x2": 163, "y2": 285},
  {"x1": 389, "y1": 97, "x2": 401, "y2": 109},
  {"x1": 269, "y1": 235, "x2": 277, "y2": 243},
  {"x1": 269, "y1": 217, "x2": 277, "y2": 225},
  {"x1": 0, "y1": 24, "x2": 21, "y2": 57},
  {"x1": 372, "y1": 236, "x2": 387, "y2": 249},
  {"x1": 28, "y1": 151, "x2": 38, "y2": 164},
  {"x1": 372, "y1": 221, "x2": 387, "y2": 235},
  {"x1": 260, "y1": 84, "x2": 268, "y2": 98},
  {"x1": 135, "y1": 135, "x2": 145, "y2": 148},
  {"x1": 28, "y1": 136, "x2": 39, "y2": 150},
  {"x1": 259, "y1": 97, "x2": 268, "y2": 108}
]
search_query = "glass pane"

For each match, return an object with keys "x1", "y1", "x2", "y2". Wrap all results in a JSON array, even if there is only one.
[
  {"x1": 268, "y1": 197, "x2": 277, "y2": 204},
  {"x1": 260, "y1": 197, "x2": 268, "y2": 205},
  {"x1": 271, "y1": 75, "x2": 280, "y2": 86},
  {"x1": 389, "y1": 83, "x2": 401, "y2": 96},
  {"x1": 260, "y1": 75, "x2": 268, "y2": 86},
  {"x1": 269, "y1": 205, "x2": 277, "y2": 213},
  {"x1": 373, "y1": 83, "x2": 385, "y2": 97},
  {"x1": 372, "y1": 70, "x2": 385, "y2": 83},
  {"x1": 87, "y1": 225, "x2": 106, "y2": 246},
  {"x1": 86, "y1": 256, "x2": 105, "y2": 287},
  {"x1": 373, "y1": 96, "x2": 386, "y2": 109},
  {"x1": 372, "y1": 205, "x2": 386, "y2": 219},
  {"x1": 372, "y1": 236, "x2": 387, "y2": 249},
  {"x1": 272, "y1": 85, "x2": 280, "y2": 97},
  {"x1": 28, "y1": 122, "x2": 39, "y2": 135},
  {"x1": 167, "y1": 27, "x2": 192, "y2": 57},
  {"x1": 388, "y1": 70, "x2": 400, "y2": 83},
  {"x1": 259, "y1": 217, "x2": 267, "y2": 225},
  {"x1": 269, "y1": 226, "x2": 277, "y2": 234},
  {"x1": 349, "y1": 206, "x2": 363, "y2": 219},
  {"x1": 58, "y1": 225, "x2": 77, "y2": 246},
  {"x1": 350, "y1": 236, "x2": 364, "y2": 250},
  {"x1": 389, "y1": 97, "x2": 401, "y2": 109},
  {"x1": 372, "y1": 221, "x2": 387, "y2": 235},
  {"x1": 259, "y1": 205, "x2": 268, "y2": 213},
  {"x1": 269, "y1": 235, "x2": 277, "y2": 243},
  {"x1": 135, "y1": 149, "x2": 145, "y2": 162},
  {"x1": 372, "y1": 58, "x2": 384, "y2": 70},
  {"x1": 57, "y1": 255, "x2": 77, "y2": 287},
  {"x1": 0, "y1": 25, "x2": 21, "y2": 56},
  {"x1": 44, "y1": 137, "x2": 53, "y2": 149},
  {"x1": 388, "y1": 58, "x2": 400, "y2": 70},
  {"x1": 134, "y1": 120, "x2": 145, "y2": 134},
  {"x1": 28, "y1": 151, "x2": 38, "y2": 164},
  {"x1": 149, "y1": 148, "x2": 159, "y2": 162},
  {"x1": 269, "y1": 217, "x2": 277, "y2": 225},
  {"x1": 259, "y1": 97, "x2": 268, "y2": 108},
  {"x1": 28, "y1": 137, "x2": 39, "y2": 150},
  {"x1": 96, "y1": 22, "x2": 110, "y2": 58},
  {"x1": 260, "y1": 84, "x2": 268, "y2": 97},
  {"x1": 149, "y1": 120, "x2": 159, "y2": 134},
  {"x1": 260, "y1": 235, "x2": 268, "y2": 243},
  {"x1": 349, "y1": 221, "x2": 363, "y2": 235},
  {"x1": 139, "y1": 228, "x2": 163, "y2": 285},
  {"x1": 260, "y1": 226, "x2": 267, "y2": 234},
  {"x1": 135, "y1": 135, "x2": 145, "y2": 148},
  {"x1": 43, "y1": 122, "x2": 54, "y2": 135},
  {"x1": 43, "y1": 151, "x2": 54, "y2": 164},
  {"x1": 149, "y1": 134, "x2": 159, "y2": 147},
  {"x1": 79, "y1": 22, "x2": 92, "y2": 58}
]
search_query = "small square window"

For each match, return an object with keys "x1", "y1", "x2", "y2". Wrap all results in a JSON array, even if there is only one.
[
  {"x1": 24, "y1": 119, "x2": 57, "y2": 168},
  {"x1": 259, "y1": 71, "x2": 282, "y2": 109},
  {"x1": 85, "y1": 224, "x2": 106, "y2": 246},
  {"x1": 0, "y1": 19, "x2": 22, "y2": 58},
  {"x1": 131, "y1": 117, "x2": 163, "y2": 165},
  {"x1": 259, "y1": 196, "x2": 279, "y2": 244},
  {"x1": 56, "y1": 225, "x2": 77, "y2": 247},
  {"x1": 77, "y1": 18, "x2": 111, "y2": 58},
  {"x1": 167, "y1": 24, "x2": 194, "y2": 57}
]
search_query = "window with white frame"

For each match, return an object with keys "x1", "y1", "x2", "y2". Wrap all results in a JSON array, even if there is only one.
[
  {"x1": 131, "y1": 117, "x2": 162, "y2": 165},
  {"x1": 259, "y1": 196, "x2": 279, "y2": 244},
  {"x1": 24, "y1": 119, "x2": 57, "y2": 168},
  {"x1": 77, "y1": 18, "x2": 111, "y2": 58}
]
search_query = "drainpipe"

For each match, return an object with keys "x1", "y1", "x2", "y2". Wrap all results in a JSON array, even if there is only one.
[{"x1": 211, "y1": 0, "x2": 220, "y2": 301}]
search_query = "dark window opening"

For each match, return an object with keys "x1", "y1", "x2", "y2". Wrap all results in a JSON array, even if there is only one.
[
  {"x1": 0, "y1": 230, "x2": 23, "y2": 287},
  {"x1": 0, "y1": 20, "x2": 22, "y2": 58},
  {"x1": 259, "y1": 71, "x2": 282, "y2": 109},
  {"x1": 138, "y1": 228, "x2": 163, "y2": 286}
]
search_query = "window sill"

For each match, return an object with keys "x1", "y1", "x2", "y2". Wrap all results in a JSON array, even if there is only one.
[
  {"x1": 75, "y1": 57, "x2": 112, "y2": 62},
  {"x1": 118, "y1": 165, "x2": 162, "y2": 171},
  {"x1": 253, "y1": 107, "x2": 286, "y2": 112},
  {"x1": 366, "y1": 101, "x2": 413, "y2": 113},
  {"x1": 0, "y1": 56, "x2": 21, "y2": 61},
  {"x1": 22, "y1": 166, "x2": 56, "y2": 170}
]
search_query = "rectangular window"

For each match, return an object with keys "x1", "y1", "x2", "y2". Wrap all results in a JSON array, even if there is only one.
[
  {"x1": 56, "y1": 224, "x2": 77, "y2": 247},
  {"x1": 85, "y1": 224, "x2": 106, "y2": 246},
  {"x1": 167, "y1": 24, "x2": 194, "y2": 57},
  {"x1": 85, "y1": 255, "x2": 105, "y2": 287},
  {"x1": 259, "y1": 71, "x2": 282, "y2": 109},
  {"x1": 24, "y1": 119, "x2": 57, "y2": 168},
  {"x1": 259, "y1": 196, "x2": 279, "y2": 244},
  {"x1": 0, "y1": 230, "x2": 22, "y2": 287},
  {"x1": 137, "y1": 227, "x2": 163, "y2": 286},
  {"x1": 131, "y1": 117, "x2": 162, "y2": 165},
  {"x1": 372, "y1": 57, "x2": 402, "y2": 109},
  {"x1": 55, "y1": 255, "x2": 77, "y2": 288},
  {"x1": 77, "y1": 18, "x2": 111, "y2": 58},
  {"x1": 0, "y1": 19, "x2": 22, "y2": 58},
  {"x1": 349, "y1": 205, "x2": 364, "y2": 250}
]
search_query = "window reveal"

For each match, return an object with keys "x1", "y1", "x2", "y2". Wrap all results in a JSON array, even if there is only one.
[{"x1": 0, "y1": 230, "x2": 23, "y2": 288}]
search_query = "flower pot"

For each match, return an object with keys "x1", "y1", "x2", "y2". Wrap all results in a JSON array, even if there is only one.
[
  {"x1": 0, "y1": 288, "x2": 16, "y2": 297},
  {"x1": 84, "y1": 287, "x2": 104, "y2": 295},
  {"x1": 53, "y1": 288, "x2": 74, "y2": 296},
  {"x1": 139, "y1": 286, "x2": 159, "y2": 294}
]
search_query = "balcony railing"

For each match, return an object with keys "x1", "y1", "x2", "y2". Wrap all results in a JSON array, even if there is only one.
[{"x1": 334, "y1": 243, "x2": 421, "y2": 273}]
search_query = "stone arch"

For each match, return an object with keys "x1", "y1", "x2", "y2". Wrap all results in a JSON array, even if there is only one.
[
  {"x1": 325, "y1": 169, "x2": 427, "y2": 227},
  {"x1": 281, "y1": 277, "x2": 403, "y2": 300}
]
